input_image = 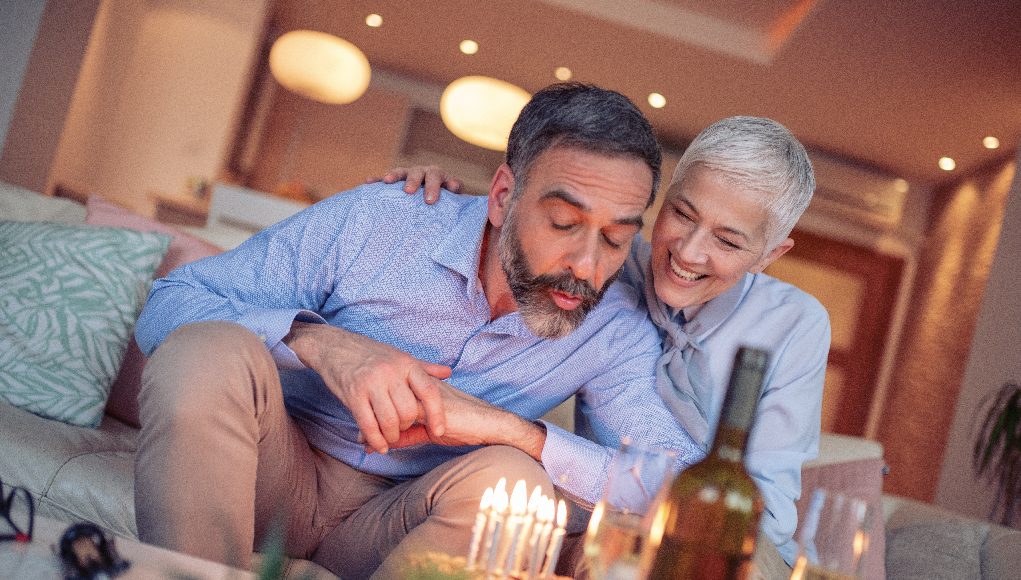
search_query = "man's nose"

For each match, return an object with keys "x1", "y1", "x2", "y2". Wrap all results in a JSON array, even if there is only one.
[{"x1": 565, "y1": 234, "x2": 602, "y2": 288}]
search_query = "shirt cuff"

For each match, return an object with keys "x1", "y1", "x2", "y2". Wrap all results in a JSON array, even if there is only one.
[
  {"x1": 539, "y1": 421, "x2": 613, "y2": 508},
  {"x1": 236, "y1": 308, "x2": 326, "y2": 370}
]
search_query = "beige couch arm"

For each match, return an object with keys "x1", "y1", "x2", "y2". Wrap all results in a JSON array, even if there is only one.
[{"x1": 882, "y1": 494, "x2": 1021, "y2": 580}]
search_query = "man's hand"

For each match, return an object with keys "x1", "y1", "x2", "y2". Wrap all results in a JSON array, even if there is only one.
[
  {"x1": 365, "y1": 165, "x2": 462, "y2": 204},
  {"x1": 390, "y1": 382, "x2": 548, "y2": 461},
  {"x1": 284, "y1": 321, "x2": 450, "y2": 454}
]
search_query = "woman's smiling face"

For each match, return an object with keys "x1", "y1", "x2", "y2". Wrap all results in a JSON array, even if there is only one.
[{"x1": 650, "y1": 165, "x2": 793, "y2": 310}]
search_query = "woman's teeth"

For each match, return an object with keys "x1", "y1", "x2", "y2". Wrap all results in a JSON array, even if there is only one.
[{"x1": 670, "y1": 257, "x2": 706, "y2": 282}]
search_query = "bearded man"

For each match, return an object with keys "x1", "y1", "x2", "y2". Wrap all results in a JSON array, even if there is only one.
[{"x1": 132, "y1": 83, "x2": 701, "y2": 579}]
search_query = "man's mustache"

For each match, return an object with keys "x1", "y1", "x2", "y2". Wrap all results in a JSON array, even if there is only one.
[{"x1": 530, "y1": 272, "x2": 600, "y2": 303}]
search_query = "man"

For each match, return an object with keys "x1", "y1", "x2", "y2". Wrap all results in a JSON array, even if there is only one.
[
  {"x1": 133, "y1": 83, "x2": 701, "y2": 579},
  {"x1": 381, "y1": 116, "x2": 830, "y2": 570}
]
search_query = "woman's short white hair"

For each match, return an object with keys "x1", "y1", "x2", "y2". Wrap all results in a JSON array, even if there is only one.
[{"x1": 669, "y1": 116, "x2": 815, "y2": 249}]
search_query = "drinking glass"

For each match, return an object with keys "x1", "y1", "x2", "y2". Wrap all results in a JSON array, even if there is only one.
[
  {"x1": 790, "y1": 489, "x2": 873, "y2": 580},
  {"x1": 583, "y1": 440, "x2": 676, "y2": 580}
]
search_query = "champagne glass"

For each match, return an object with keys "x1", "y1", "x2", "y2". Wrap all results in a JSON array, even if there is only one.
[
  {"x1": 583, "y1": 440, "x2": 676, "y2": 579},
  {"x1": 790, "y1": 489, "x2": 873, "y2": 580}
]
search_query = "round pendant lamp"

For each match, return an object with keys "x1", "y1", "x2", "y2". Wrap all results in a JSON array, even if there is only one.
[
  {"x1": 269, "y1": 30, "x2": 371, "y2": 104},
  {"x1": 440, "y1": 76, "x2": 531, "y2": 151}
]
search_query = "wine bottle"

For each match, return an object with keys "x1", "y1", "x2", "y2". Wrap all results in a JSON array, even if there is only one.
[{"x1": 645, "y1": 347, "x2": 768, "y2": 580}]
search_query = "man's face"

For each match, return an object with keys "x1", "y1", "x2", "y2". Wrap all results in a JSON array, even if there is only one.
[
  {"x1": 491, "y1": 146, "x2": 653, "y2": 338},
  {"x1": 650, "y1": 165, "x2": 793, "y2": 310}
]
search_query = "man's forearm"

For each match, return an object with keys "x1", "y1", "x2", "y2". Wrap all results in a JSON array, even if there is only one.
[
  {"x1": 489, "y1": 413, "x2": 547, "y2": 462},
  {"x1": 283, "y1": 320, "x2": 330, "y2": 368}
]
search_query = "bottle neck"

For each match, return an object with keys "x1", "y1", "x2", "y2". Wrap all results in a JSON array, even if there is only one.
[{"x1": 709, "y1": 424, "x2": 749, "y2": 463}]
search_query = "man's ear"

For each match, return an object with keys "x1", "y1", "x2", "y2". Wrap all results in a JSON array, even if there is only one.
[
  {"x1": 488, "y1": 164, "x2": 515, "y2": 228},
  {"x1": 750, "y1": 237, "x2": 794, "y2": 274}
]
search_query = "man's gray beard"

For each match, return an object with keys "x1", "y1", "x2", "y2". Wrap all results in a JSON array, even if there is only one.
[{"x1": 497, "y1": 200, "x2": 617, "y2": 339}]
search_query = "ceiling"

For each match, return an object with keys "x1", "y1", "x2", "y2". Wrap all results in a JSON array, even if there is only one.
[{"x1": 272, "y1": 0, "x2": 1021, "y2": 188}]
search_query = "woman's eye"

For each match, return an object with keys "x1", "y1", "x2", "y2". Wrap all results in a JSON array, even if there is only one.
[
  {"x1": 551, "y1": 222, "x2": 574, "y2": 231},
  {"x1": 718, "y1": 237, "x2": 741, "y2": 250}
]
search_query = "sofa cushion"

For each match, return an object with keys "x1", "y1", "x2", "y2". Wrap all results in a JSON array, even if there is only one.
[
  {"x1": 0, "y1": 181, "x2": 86, "y2": 224},
  {"x1": 86, "y1": 195, "x2": 223, "y2": 427},
  {"x1": 982, "y1": 527, "x2": 1021, "y2": 580},
  {"x1": 0, "y1": 221, "x2": 169, "y2": 427},
  {"x1": 885, "y1": 520, "x2": 982, "y2": 579},
  {"x1": 883, "y1": 494, "x2": 1021, "y2": 580},
  {"x1": 0, "y1": 401, "x2": 137, "y2": 533},
  {"x1": 46, "y1": 450, "x2": 137, "y2": 538}
]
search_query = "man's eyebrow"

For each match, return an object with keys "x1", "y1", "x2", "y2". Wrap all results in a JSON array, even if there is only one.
[
  {"x1": 540, "y1": 189, "x2": 645, "y2": 228},
  {"x1": 676, "y1": 195, "x2": 750, "y2": 242}
]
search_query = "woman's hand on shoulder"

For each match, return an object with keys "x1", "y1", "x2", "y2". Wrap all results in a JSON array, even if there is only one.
[{"x1": 365, "y1": 165, "x2": 462, "y2": 204}]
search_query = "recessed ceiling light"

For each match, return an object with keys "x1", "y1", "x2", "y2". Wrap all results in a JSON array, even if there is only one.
[
  {"x1": 459, "y1": 40, "x2": 479, "y2": 55},
  {"x1": 554, "y1": 67, "x2": 572, "y2": 81},
  {"x1": 365, "y1": 13, "x2": 383, "y2": 27},
  {"x1": 894, "y1": 178, "x2": 909, "y2": 193},
  {"x1": 938, "y1": 157, "x2": 956, "y2": 171},
  {"x1": 983, "y1": 136, "x2": 1000, "y2": 149},
  {"x1": 648, "y1": 93, "x2": 666, "y2": 108}
]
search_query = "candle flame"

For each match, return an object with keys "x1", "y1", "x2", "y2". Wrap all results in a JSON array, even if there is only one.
[
  {"x1": 527, "y1": 486, "x2": 543, "y2": 513},
  {"x1": 511, "y1": 480, "x2": 528, "y2": 514},
  {"x1": 556, "y1": 500, "x2": 567, "y2": 527},
  {"x1": 543, "y1": 497, "x2": 556, "y2": 522},
  {"x1": 493, "y1": 484, "x2": 509, "y2": 513},
  {"x1": 479, "y1": 487, "x2": 493, "y2": 510},
  {"x1": 495, "y1": 477, "x2": 507, "y2": 497}
]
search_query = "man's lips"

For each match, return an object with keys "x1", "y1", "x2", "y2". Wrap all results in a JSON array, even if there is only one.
[{"x1": 549, "y1": 290, "x2": 583, "y2": 310}]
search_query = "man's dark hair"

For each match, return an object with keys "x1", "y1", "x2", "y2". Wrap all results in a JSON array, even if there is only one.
[{"x1": 505, "y1": 83, "x2": 662, "y2": 205}]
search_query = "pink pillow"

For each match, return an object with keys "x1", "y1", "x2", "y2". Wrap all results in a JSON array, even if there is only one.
[
  {"x1": 86, "y1": 195, "x2": 222, "y2": 427},
  {"x1": 86, "y1": 195, "x2": 222, "y2": 276}
]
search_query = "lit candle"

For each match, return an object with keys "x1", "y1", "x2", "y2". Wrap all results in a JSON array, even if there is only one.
[
  {"x1": 511, "y1": 485, "x2": 544, "y2": 576},
  {"x1": 466, "y1": 487, "x2": 493, "y2": 570},
  {"x1": 526, "y1": 497, "x2": 554, "y2": 579},
  {"x1": 485, "y1": 479, "x2": 509, "y2": 577},
  {"x1": 499, "y1": 480, "x2": 529, "y2": 578},
  {"x1": 540, "y1": 500, "x2": 568, "y2": 579}
]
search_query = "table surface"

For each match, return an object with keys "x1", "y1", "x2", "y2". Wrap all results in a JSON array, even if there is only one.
[{"x1": 0, "y1": 510, "x2": 255, "y2": 579}]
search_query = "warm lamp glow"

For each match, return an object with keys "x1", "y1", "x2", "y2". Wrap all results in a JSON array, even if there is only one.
[
  {"x1": 938, "y1": 156, "x2": 956, "y2": 171},
  {"x1": 554, "y1": 67, "x2": 572, "y2": 81},
  {"x1": 460, "y1": 39, "x2": 480, "y2": 55},
  {"x1": 648, "y1": 92, "x2": 667, "y2": 108},
  {"x1": 365, "y1": 13, "x2": 383, "y2": 27},
  {"x1": 440, "y1": 76, "x2": 531, "y2": 151},
  {"x1": 983, "y1": 136, "x2": 1000, "y2": 149},
  {"x1": 269, "y1": 30, "x2": 371, "y2": 105}
]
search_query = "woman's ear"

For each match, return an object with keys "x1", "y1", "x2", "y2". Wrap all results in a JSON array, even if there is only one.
[
  {"x1": 750, "y1": 237, "x2": 794, "y2": 274},
  {"x1": 488, "y1": 164, "x2": 515, "y2": 228}
]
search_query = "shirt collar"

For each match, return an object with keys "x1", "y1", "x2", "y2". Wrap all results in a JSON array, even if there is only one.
[
  {"x1": 428, "y1": 197, "x2": 536, "y2": 338},
  {"x1": 429, "y1": 196, "x2": 489, "y2": 284},
  {"x1": 677, "y1": 272, "x2": 754, "y2": 339}
]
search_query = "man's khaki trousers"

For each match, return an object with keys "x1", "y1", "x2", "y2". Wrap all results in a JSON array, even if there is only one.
[{"x1": 135, "y1": 321, "x2": 552, "y2": 579}]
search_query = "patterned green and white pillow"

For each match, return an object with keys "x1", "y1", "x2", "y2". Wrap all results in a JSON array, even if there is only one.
[{"x1": 0, "y1": 221, "x2": 170, "y2": 428}]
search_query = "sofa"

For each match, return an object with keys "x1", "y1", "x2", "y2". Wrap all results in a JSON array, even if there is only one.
[
  {"x1": 0, "y1": 183, "x2": 333, "y2": 579},
  {"x1": 2, "y1": 184, "x2": 1019, "y2": 580}
]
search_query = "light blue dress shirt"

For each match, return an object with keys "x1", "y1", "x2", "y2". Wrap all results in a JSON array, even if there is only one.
[
  {"x1": 619, "y1": 237, "x2": 831, "y2": 564},
  {"x1": 135, "y1": 183, "x2": 702, "y2": 506}
]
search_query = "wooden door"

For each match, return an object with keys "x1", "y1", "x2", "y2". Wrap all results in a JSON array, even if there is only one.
[{"x1": 765, "y1": 230, "x2": 905, "y2": 436}]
